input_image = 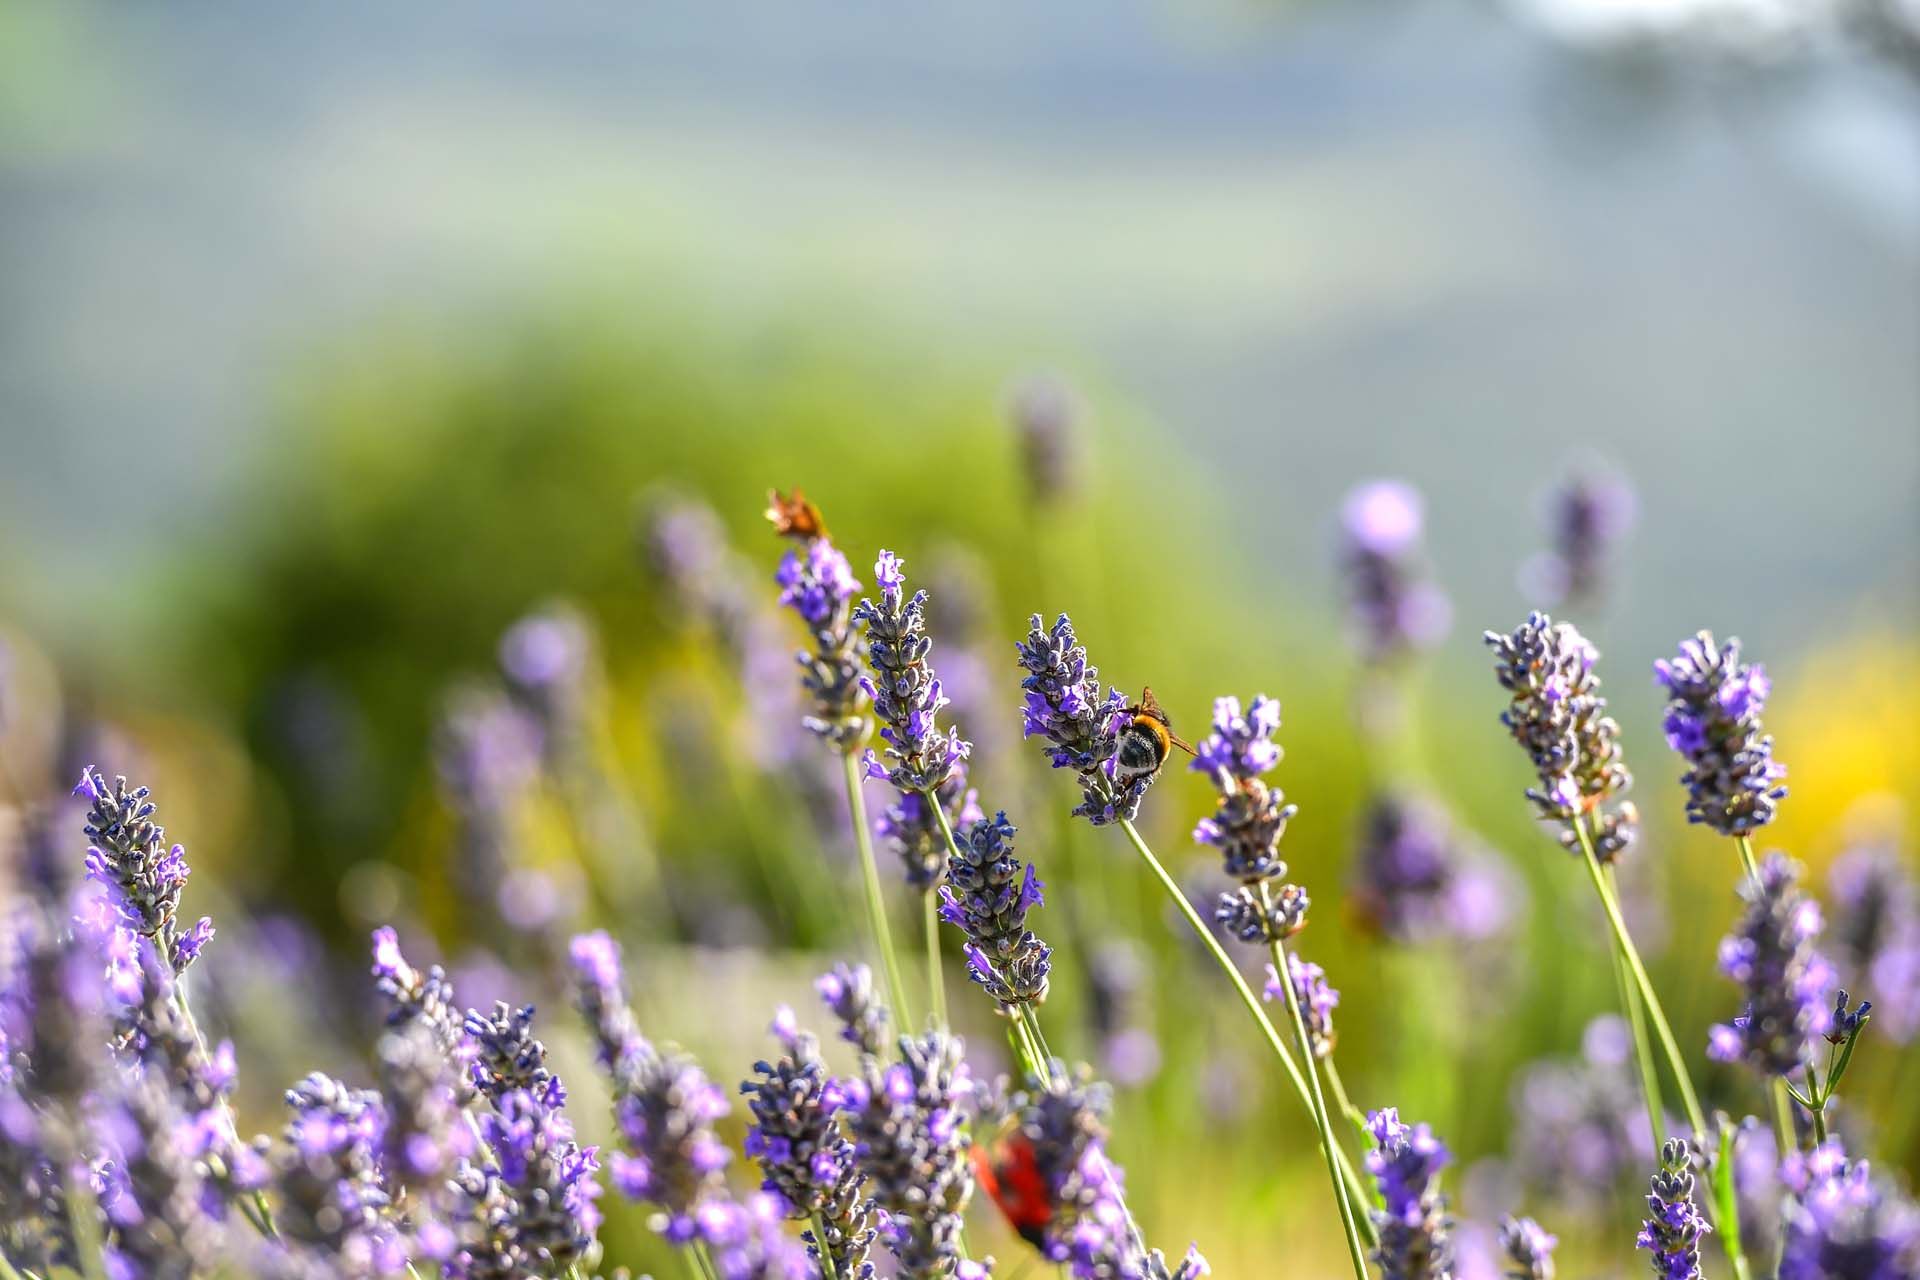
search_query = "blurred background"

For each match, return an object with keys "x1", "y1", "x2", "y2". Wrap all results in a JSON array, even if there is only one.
[{"x1": 2, "y1": 1, "x2": 1917, "y2": 1276}]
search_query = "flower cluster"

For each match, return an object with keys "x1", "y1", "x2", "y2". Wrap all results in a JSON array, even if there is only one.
[
  {"x1": 1635, "y1": 1139, "x2": 1711, "y2": 1280},
  {"x1": 740, "y1": 1012, "x2": 877, "y2": 1280},
  {"x1": 100, "y1": 1076, "x2": 224, "y2": 1280},
  {"x1": 817, "y1": 963, "x2": 891, "y2": 1060},
  {"x1": 772, "y1": 496, "x2": 869, "y2": 750},
  {"x1": 371, "y1": 927, "x2": 469, "y2": 1074},
  {"x1": 1338, "y1": 481, "x2": 1451, "y2": 664},
  {"x1": 1263, "y1": 954, "x2": 1338, "y2": 1059},
  {"x1": 568, "y1": 929, "x2": 641, "y2": 1070},
  {"x1": 939, "y1": 811, "x2": 1053, "y2": 1010},
  {"x1": 499, "y1": 604, "x2": 596, "y2": 774},
  {"x1": 839, "y1": 1028, "x2": 977, "y2": 1279},
  {"x1": 878, "y1": 774, "x2": 981, "y2": 892},
  {"x1": 477, "y1": 1081, "x2": 603, "y2": 1273},
  {"x1": 1828, "y1": 840, "x2": 1920, "y2": 1043},
  {"x1": 856, "y1": 551, "x2": 971, "y2": 796},
  {"x1": 1190, "y1": 695, "x2": 1312, "y2": 949},
  {"x1": 1777, "y1": 1140, "x2": 1920, "y2": 1280},
  {"x1": 271, "y1": 1072, "x2": 397, "y2": 1270},
  {"x1": 1654, "y1": 632, "x2": 1789, "y2": 837},
  {"x1": 433, "y1": 687, "x2": 542, "y2": 925},
  {"x1": 1497, "y1": 1215, "x2": 1557, "y2": 1280},
  {"x1": 1707, "y1": 852, "x2": 1836, "y2": 1076},
  {"x1": 1522, "y1": 470, "x2": 1636, "y2": 610},
  {"x1": 76, "y1": 767, "x2": 214, "y2": 975},
  {"x1": 1508, "y1": 1016, "x2": 1654, "y2": 1209},
  {"x1": 1365, "y1": 1109, "x2": 1454, "y2": 1280},
  {"x1": 1015, "y1": 613, "x2": 1138, "y2": 825},
  {"x1": 691, "y1": 1191, "x2": 817, "y2": 1280},
  {"x1": 374, "y1": 1021, "x2": 471, "y2": 1206},
  {"x1": 1349, "y1": 792, "x2": 1510, "y2": 944},
  {"x1": 1485, "y1": 612, "x2": 1638, "y2": 860}
]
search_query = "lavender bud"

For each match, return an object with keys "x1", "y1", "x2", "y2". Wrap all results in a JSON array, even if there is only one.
[
  {"x1": 1777, "y1": 1140, "x2": 1920, "y2": 1279},
  {"x1": 842, "y1": 1029, "x2": 975, "y2": 1279},
  {"x1": 1213, "y1": 882, "x2": 1309, "y2": 945},
  {"x1": 1014, "y1": 614, "x2": 1138, "y2": 826},
  {"x1": 1497, "y1": 1215, "x2": 1557, "y2": 1279},
  {"x1": 771, "y1": 505, "x2": 869, "y2": 751},
  {"x1": 370, "y1": 928, "x2": 473, "y2": 1097},
  {"x1": 740, "y1": 1017, "x2": 877, "y2": 1280},
  {"x1": 1708, "y1": 853, "x2": 1836, "y2": 1076},
  {"x1": 816, "y1": 963, "x2": 890, "y2": 1060},
  {"x1": 1522, "y1": 470, "x2": 1635, "y2": 610},
  {"x1": 273, "y1": 1072, "x2": 395, "y2": 1268},
  {"x1": 1365, "y1": 1108, "x2": 1454, "y2": 1280},
  {"x1": 1636, "y1": 1139, "x2": 1711, "y2": 1280},
  {"x1": 100, "y1": 1076, "x2": 222, "y2": 1280},
  {"x1": 567, "y1": 930, "x2": 641, "y2": 1071},
  {"x1": 479, "y1": 1082, "x2": 602, "y2": 1273},
  {"x1": 878, "y1": 777, "x2": 980, "y2": 893},
  {"x1": 464, "y1": 1003, "x2": 552, "y2": 1103},
  {"x1": 1339, "y1": 481, "x2": 1451, "y2": 664},
  {"x1": 1485, "y1": 612, "x2": 1637, "y2": 857},
  {"x1": 1262, "y1": 954, "x2": 1338, "y2": 1059},
  {"x1": 855, "y1": 551, "x2": 972, "y2": 797},
  {"x1": 76, "y1": 768, "x2": 213, "y2": 977},
  {"x1": 1654, "y1": 632, "x2": 1789, "y2": 837},
  {"x1": 1010, "y1": 375, "x2": 1083, "y2": 508},
  {"x1": 938, "y1": 812, "x2": 1052, "y2": 1010}
]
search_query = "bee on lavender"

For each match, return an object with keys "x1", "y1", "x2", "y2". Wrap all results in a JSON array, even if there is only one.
[{"x1": 1108, "y1": 687, "x2": 1196, "y2": 786}]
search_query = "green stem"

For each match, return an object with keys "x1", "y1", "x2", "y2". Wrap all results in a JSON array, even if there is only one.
[
  {"x1": 168, "y1": 981, "x2": 278, "y2": 1237},
  {"x1": 1116, "y1": 819, "x2": 1378, "y2": 1249},
  {"x1": 842, "y1": 751, "x2": 913, "y2": 1027},
  {"x1": 1571, "y1": 821, "x2": 1752, "y2": 1280},
  {"x1": 65, "y1": 1165, "x2": 110, "y2": 1280},
  {"x1": 1599, "y1": 859, "x2": 1668, "y2": 1151},
  {"x1": 1323, "y1": 1058, "x2": 1369, "y2": 1139},
  {"x1": 923, "y1": 889, "x2": 947, "y2": 1029},
  {"x1": 811, "y1": 1212, "x2": 842, "y2": 1280},
  {"x1": 1268, "y1": 913, "x2": 1370, "y2": 1280},
  {"x1": 1805, "y1": 1083, "x2": 1828, "y2": 1146}
]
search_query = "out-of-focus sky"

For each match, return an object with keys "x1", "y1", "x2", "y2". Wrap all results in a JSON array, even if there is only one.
[{"x1": 3, "y1": 0, "x2": 1916, "y2": 666}]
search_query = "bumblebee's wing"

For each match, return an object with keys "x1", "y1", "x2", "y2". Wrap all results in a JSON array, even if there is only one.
[
  {"x1": 1139, "y1": 686, "x2": 1164, "y2": 717},
  {"x1": 1167, "y1": 730, "x2": 1197, "y2": 756}
]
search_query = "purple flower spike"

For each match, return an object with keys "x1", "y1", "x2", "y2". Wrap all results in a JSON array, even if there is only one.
[
  {"x1": 1636, "y1": 1139, "x2": 1711, "y2": 1280},
  {"x1": 941, "y1": 811, "x2": 1053, "y2": 1010},
  {"x1": 1365, "y1": 1108, "x2": 1454, "y2": 1280},
  {"x1": 1498, "y1": 1215, "x2": 1558, "y2": 1279},
  {"x1": 1339, "y1": 480, "x2": 1451, "y2": 663},
  {"x1": 1015, "y1": 613, "x2": 1140, "y2": 826},
  {"x1": 1262, "y1": 954, "x2": 1339, "y2": 1059},
  {"x1": 854, "y1": 550, "x2": 972, "y2": 800},
  {"x1": 1709, "y1": 852, "x2": 1837, "y2": 1077},
  {"x1": 770, "y1": 498, "x2": 869, "y2": 750},
  {"x1": 1777, "y1": 1139, "x2": 1920, "y2": 1279},
  {"x1": 1654, "y1": 631, "x2": 1789, "y2": 837}
]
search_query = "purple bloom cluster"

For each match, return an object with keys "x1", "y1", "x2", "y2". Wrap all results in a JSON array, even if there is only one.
[
  {"x1": 271, "y1": 1072, "x2": 398, "y2": 1271},
  {"x1": 877, "y1": 775, "x2": 982, "y2": 892},
  {"x1": 371, "y1": 927, "x2": 473, "y2": 1097},
  {"x1": 1497, "y1": 1215, "x2": 1558, "y2": 1280},
  {"x1": 938, "y1": 811, "x2": 1053, "y2": 1010},
  {"x1": 1636, "y1": 1139, "x2": 1711, "y2": 1280},
  {"x1": 1349, "y1": 792, "x2": 1511, "y2": 945},
  {"x1": 1829, "y1": 841, "x2": 1920, "y2": 1043},
  {"x1": 839, "y1": 1028, "x2": 977, "y2": 1279},
  {"x1": 1509, "y1": 1016, "x2": 1655, "y2": 1208},
  {"x1": 740, "y1": 1012, "x2": 877, "y2": 1279},
  {"x1": 1777, "y1": 1140, "x2": 1920, "y2": 1279},
  {"x1": 1339, "y1": 481, "x2": 1451, "y2": 664},
  {"x1": 856, "y1": 551, "x2": 972, "y2": 797},
  {"x1": 691, "y1": 1191, "x2": 817, "y2": 1280},
  {"x1": 1262, "y1": 954, "x2": 1338, "y2": 1059},
  {"x1": 499, "y1": 604, "x2": 597, "y2": 777},
  {"x1": 1085, "y1": 942, "x2": 1162, "y2": 1089},
  {"x1": 99, "y1": 1076, "x2": 223, "y2": 1280},
  {"x1": 817, "y1": 963, "x2": 892, "y2": 1060},
  {"x1": 433, "y1": 688, "x2": 543, "y2": 925},
  {"x1": 563, "y1": 934, "x2": 728, "y2": 1241},
  {"x1": 1015, "y1": 613, "x2": 1138, "y2": 826},
  {"x1": 775, "y1": 528, "x2": 869, "y2": 750},
  {"x1": 476, "y1": 1081, "x2": 602, "y2": 1273},
  {"x1": 75, "y1": 768, "x2": 214, "y2": 976},
  {"x1": 1190, "y1": 695, "x2": 1313, "y2": 950},
  {"x1": 1485, "y1": 612, "x2": 1638, "y2": 860},
  {"x1": 1708, "y1": 852, "x2": 1836, "y2": 1076},
  {"x1": 1655, "y1": 632, "x2": 1789, "y2": 837},
  {"x1": 1521, "y1": 470, "x2": 1636, "y2": 611},
  {"x1": 374, "y1": 1021, "x2": 471, "y2": 1227},
  {"x1": 1365, "y1": 1108, "x2": 1454, "y2": 1280}
]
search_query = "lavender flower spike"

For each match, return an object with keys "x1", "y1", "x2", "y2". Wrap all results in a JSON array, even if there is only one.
[
  {"x1": 1339, "y1": 480, "x2": 1452, "y2": 663},
  {"x1": 272, "y1": 1072, "x2": 398, "y2": 1271},
  {"x1": 1262, "y1": 954, "x2": 1338, "y2": 1059},
  {"x1": 1497, "y1": 1216, "x2": 1557, "y2": 1280},
  {"x1": 855, "y1": 551, "x2": 971, "y2": 796},
  {"x1": 840, "y1": 1029, "x2": 976, "y2": 1279},
  {"x1": 1365, "y1": 1109, "x2": 1454, "y2": 1280},
  {"x1": 1777, "y1": 1140, "x2": 1920, "y2": 1279},
  {"x1": 1636, "y1": 1139, "x2": 1711, "y2": 1280},
  {"x1": 938, "y1": 811, "x2": 1053, "y2": 1010},
  {"x1": 816, "y1": 963, "x2": 891, "y2": 1060},
  {"x1": 1484, "y1": 612, "x2": 1638, "y2": 861},
  {"x1": 76, "y1": 767, "x2": 214, "y2": 975},
  {"x1": 1707, "y1": 852, "x2": 1835, "y2": 1076},
  {"x1": 1190, "y1": 695, "x2": 1297, "y2": 887},
  {"x1": 771, "y1": 492, "x2": 869, "y2": 750},
  {"x1": 1014, "y1": 613, "x2": 1137, "y2": 825},
  {"x1": 741, "y1": 1012, "x2": 878, "y2": 1280},
  {"x1": 1654, "y1": 631, "x2": 1788, "y2": 837},
  {"x1": 1523, "y1": 469, "x2": 1636, "y2": 610}
]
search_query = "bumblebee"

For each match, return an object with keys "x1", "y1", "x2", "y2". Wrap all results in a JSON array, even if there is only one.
[
  {"x1": 1110, "y1": 686, "x2": 1195, "y2": 784},
  {"x1": 764, "y1": 487, "x2": 829, "y2": 541}
]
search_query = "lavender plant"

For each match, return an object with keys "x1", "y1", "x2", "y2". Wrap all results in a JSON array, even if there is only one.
[
  {"x1": 1365, "y1": 1108, "x2": 1454, "y2": 1280},
  {"x1": 1776, "y1": 1140, "x2": 1920, "y2": 1278},
  {"x1": 1828, "y1": 840, "x2": 1920, "y2": 1043},
  {"x1": 1635, "y1": 1140, "x2": 1711, "y2": 1280},
  {"x1": 1338, "y1": 481, "x2": 1451, "y2": 666},
  {"x1": 937, "y1": 811, "x2": 1052, "y2": 1022},
  {"x1": 1496, "y1": 1215, "x2": 1557, "y2": 1280},
  {"x1": 1521, "y1": 469, "x2": 1636, "y2": 611},
  {"x1": 1654, "y1": 632, "x2": 1788, "y2": 840}
]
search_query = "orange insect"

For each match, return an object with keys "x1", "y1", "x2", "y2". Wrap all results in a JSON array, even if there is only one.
[
  {"x1": 764, "y1": 488, "x2": 829, "y2": 542},
  {"x1": 972, "y1": 1131, "x2": 1055, "y2": 1249}
]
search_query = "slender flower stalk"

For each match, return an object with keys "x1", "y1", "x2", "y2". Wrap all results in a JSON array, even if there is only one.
[
  {"x1": 768, "y1": 492, "x2": 913, "y2": 1027},
  {"x1": 855, "y1": 549, "x2": 975, "y2": 1026},
  {"x1": 1486, "y1": 615, "x2": 1749, "y2": 1280},
  {"x1": 1188, "y1": 693, "x2": 1367, "y2": 1280}
]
